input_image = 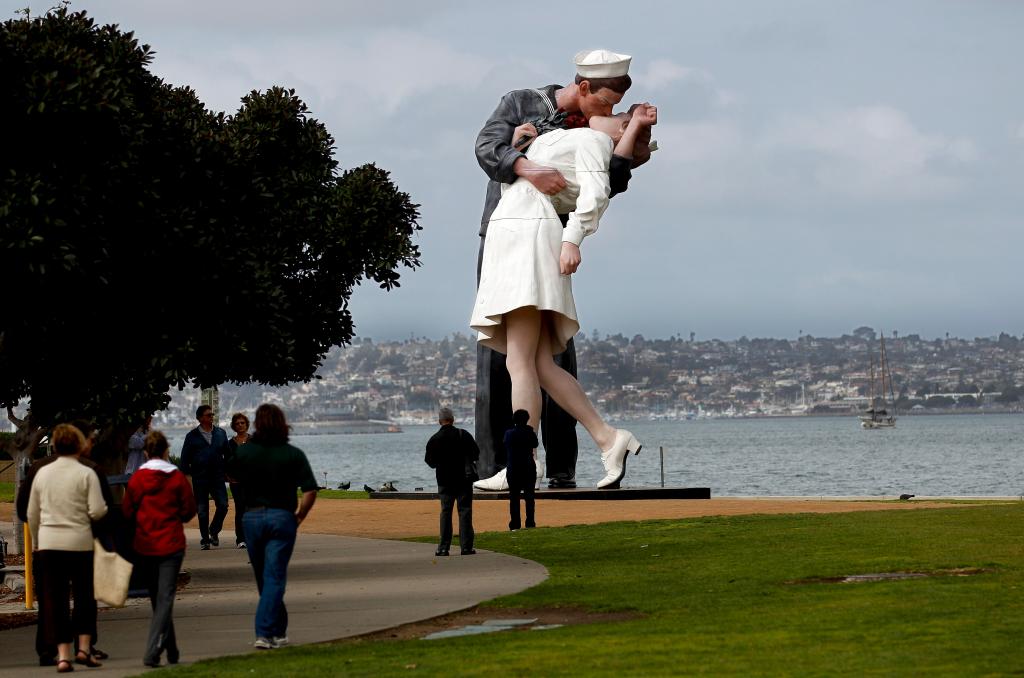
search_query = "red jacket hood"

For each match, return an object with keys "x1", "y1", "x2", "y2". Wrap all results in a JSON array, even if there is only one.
[{"x1": 123, "y1": 464, "x2": 197, "y2": 556}]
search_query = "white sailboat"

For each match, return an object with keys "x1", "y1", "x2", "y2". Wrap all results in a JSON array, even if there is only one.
[{"x1": 860, "y1": 334, "x2": 897, "y2": 429}]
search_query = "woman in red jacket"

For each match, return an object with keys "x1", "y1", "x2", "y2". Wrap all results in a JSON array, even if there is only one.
[{"x1": 123, "y1": 431, "x2": 197, "y2": 668}]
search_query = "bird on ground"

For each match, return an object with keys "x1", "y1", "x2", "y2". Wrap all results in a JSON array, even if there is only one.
[{"x1": 899, "y1": 493, "x2": 915, "y2": 501}]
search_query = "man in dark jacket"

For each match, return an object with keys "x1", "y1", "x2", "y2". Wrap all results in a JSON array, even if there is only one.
[
  {"x1": 179, "y1": 405, "x2": 229, "y2": 550},
  {"x1": 473, "y1": 49, "x2": 644, "y2": 489},
  {"x1": 424, "y1": 407, "x2": 479, "y2": 557}
]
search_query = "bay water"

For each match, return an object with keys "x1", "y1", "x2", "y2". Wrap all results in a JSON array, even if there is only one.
[{"x1": 167, "y1": 414, "x2": 1023, "y2": 497}]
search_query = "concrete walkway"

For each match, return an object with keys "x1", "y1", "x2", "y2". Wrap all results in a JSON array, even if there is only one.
[{"x1": 0, "y1": 528, "x2": 548, "y2": 677}]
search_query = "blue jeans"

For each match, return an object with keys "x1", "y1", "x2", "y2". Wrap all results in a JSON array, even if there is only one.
[{"x1": 243, "y1": 508, "x2": 297, "y2": 639}]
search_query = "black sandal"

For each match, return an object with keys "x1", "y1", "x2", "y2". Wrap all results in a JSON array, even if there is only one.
[
  {"x1": 89, "y1": 647, "x2": 109, "y2": 660},
  {"x1": 74, "y1": 651, "x2": 101, "y2": 668},
  {"x1": 56, "y1": 659, "x2": 74, "y2": 673}
]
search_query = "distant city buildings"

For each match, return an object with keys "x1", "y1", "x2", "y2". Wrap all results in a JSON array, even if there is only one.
[{"x1": 143, "y1": 329, "x2": 1024, "y2": 428}]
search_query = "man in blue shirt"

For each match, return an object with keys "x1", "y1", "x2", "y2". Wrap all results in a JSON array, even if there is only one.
[{"x1": 180, "y1": 405, "x2": 229, "y2": 550}]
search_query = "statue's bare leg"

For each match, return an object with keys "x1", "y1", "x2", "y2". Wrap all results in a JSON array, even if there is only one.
[
  {"x1": 504, "y1": 306, "x2": 544, "y2": 429},
  {"x1": 534, "y1": 314, "x2": 616, "y2": 451}
]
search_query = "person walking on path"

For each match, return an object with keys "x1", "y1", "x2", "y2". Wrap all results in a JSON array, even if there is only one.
[
  {"x1": 226, "y1": 403, "x2": 318, "y2": 650},
  {"x1": 26, "y1": 423, "x2": 108, "y2": 673},
  {"x1": 122, "y1": 430, "x2": 197, "y2": 668},
  {"x1": 225, "y1": 412, "x2": 251, "y2": 549},
  {"x1": 424, "y1": 407, "x2": 480, "y2": 556},
  {"x1": 124, "y1": 415, "x2": 152, "y2": 475},
  {"x1": 17, "y1": 420, "x2": 113, "y2": 667},
  {"x1": 180, "y1": 404, "x2": 229, "y2": 550},
  {"x1": 504, "y1": 409, "x2": 539, "y2": 530}
]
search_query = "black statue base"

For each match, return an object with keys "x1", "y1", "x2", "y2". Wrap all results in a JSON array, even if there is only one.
[{"x1": 369, "y1": 486, "x2": 711, "y2": 500}]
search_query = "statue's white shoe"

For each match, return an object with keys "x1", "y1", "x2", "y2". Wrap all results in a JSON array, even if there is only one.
[
  {"x1": 474, "y1": 468, "x2": 509, "y2": 491},
  {"x1": 597, "y1": 430, "x2": 642, "y2": 489}
]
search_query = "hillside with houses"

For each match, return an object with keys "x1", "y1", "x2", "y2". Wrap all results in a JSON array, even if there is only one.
[{"x1": 147, "y1": 327, "x2": 1024, "y2": 427}]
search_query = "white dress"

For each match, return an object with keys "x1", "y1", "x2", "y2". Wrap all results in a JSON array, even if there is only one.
[{"x1": 471, "y1": 128, "x2": 613, "y2": 355}]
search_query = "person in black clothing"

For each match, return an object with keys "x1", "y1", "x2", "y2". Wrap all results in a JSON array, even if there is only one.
[
  {"x1": 504, "y1": 409, "x2": 539, "y2": 530},
  {"x1": 424, "y1": 407, "x2": 479, "y2": 556},
  {"x1": 179, "y1": 405, "x2": 229, "y2": 550}
]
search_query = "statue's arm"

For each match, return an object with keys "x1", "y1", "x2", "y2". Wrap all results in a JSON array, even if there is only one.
[{"x1": 475, "y1": 92, "x2": 527, "y2": 184}]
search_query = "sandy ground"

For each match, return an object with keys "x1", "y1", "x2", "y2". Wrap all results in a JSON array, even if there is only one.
[
  {"x1": 0, "y1": 496, "x2": 965, "y2": 541},
  {"x1": 298, "y1": 497, "x2": 960, "y2": 539}
]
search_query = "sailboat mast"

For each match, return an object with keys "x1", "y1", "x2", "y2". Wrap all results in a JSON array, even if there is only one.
[
  {"x1": 869, "y1": 352, "x2": 875, "y2": 407},
  {"x1": 881, "y1": 334, "x2": 896, "y2": 408},
  {"x1": 879, "y1": 335, "x2": 886, "y2": 405}
]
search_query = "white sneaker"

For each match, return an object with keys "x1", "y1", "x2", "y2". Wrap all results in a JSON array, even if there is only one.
[
  {"x1": 473, "y1": 467, "x2": 509, "y2": 491},
  {"x1": 534, "y1": 459, "x2": 545, "y2": 490},
  {"x1": 253, "y1": 637, "x2": 275, "y2": 650},
  {"x1": 272, "y1": 636, "x2": 289, "y2": 647}
]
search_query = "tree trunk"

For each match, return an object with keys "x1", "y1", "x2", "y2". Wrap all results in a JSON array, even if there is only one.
[
  {"x1": 8, "y1": 419, "x2": 47, "y2": 555},
  {"x1": 12, "y1": 448, "x2": 28, "y2": 554}
]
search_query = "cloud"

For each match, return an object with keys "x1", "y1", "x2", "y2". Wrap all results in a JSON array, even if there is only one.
[
  {"x1": 44, "y1": 1, "x2": 469, "y2": 33},
  {"x1": 149, "y1": 28, "x2": 495, "y2": 144},
  {"x1": 640, "y1": 104, "x2": 978, "y2": 207},
  {"x1": 640, "y1": 59, "x2": 703, "y2": 90},
  {"x1": 635, "y1": 59, "x2": 739, "y2": 111},
  {"x1": 761, "y1": 105, "x2": 977, "y2": 199}
]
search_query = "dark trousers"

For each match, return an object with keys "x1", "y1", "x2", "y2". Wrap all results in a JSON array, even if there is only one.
[
  {"x1": 438, "y1": 487, "x2": 474, "y2": 551},
  {"x1": 33, "y1": 555, "x2": 55, "y2": 660},
  {"x1": 476, "y1": 235, "x2": 580, "y2": 482},
  {"x1": 193, "y1": 478, "x2": 228, "y2": 543},
  {"x1": 230, "y1": 482, "x2": 246, "y2": 544},
  {"x1": 36, "y1": 550, "x2": 96, "y2": 646},
  {"x1": 508, "y1": 472, "x2": 536, "y2": 530},
  {"x1": 243, "y1": 508, "x2": 297, "y2": 639},
  {"x1": 140, "y1": 551, "x2": 183, "y2": 664}
]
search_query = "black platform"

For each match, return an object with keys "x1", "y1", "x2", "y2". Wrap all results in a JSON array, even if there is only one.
[{"x1": 369, "y1": 486, "x2": 711, "y2": 501}]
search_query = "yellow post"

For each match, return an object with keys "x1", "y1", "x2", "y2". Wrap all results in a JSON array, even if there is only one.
[{"x1": 23, "y1": 523, "x2": 34, "y2": 610}]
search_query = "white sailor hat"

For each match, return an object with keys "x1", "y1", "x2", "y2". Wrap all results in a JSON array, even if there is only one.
[{"x1": 574, "y1": 49, "x2": 631, "y2": 78}]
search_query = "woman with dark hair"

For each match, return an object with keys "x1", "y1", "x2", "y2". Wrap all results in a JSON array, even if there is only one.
[
  {"x1": 227, "y1": 403, "x2": 318, "y2": 650},
  {"x1": 122, "y1": 430, "x2": 197, "y2": 667},
  {"x1": 226, "y1": 412, "x2": 251, "y2": 548},
  {"x1": 27, "y1": 423, "x2": 108, "y2": 673}
]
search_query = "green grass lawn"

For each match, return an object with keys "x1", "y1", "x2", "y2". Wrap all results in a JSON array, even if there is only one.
[
  {"x1": 158, "y1": 504, "x2": 1024, "y2": 676},
  {"x1": 0, "y1": 480, "x2": 13, "y2": 502},
  {"x1": 315, "y1": 489, "x2": 370, "y2": 500}
]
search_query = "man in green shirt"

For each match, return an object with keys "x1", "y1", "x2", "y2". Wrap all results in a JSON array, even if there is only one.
[{"x1": 226, "y1": 404, "x2": 317, "y2": 650}]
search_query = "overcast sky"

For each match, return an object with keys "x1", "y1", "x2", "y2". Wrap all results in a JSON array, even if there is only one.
[{"x1": 21, "y1": 0, "x2": 1024, "y2": 341}]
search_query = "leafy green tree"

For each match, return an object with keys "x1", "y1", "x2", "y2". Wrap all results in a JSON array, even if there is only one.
[{"x1": 0, "y1": 8, "x2": 420, "y2": 460}]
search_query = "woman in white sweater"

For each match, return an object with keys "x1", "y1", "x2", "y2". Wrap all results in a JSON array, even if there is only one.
[{"x1": 27, "y1": 423, "x2": 109, "y2": 673}]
